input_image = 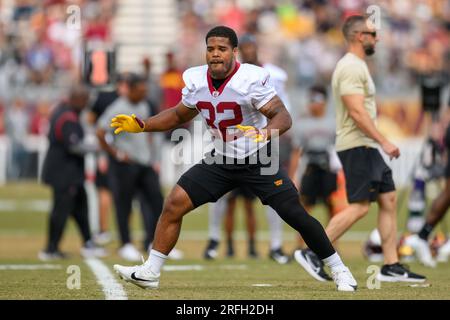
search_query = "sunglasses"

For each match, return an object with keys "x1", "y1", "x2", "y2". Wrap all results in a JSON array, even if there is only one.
[{"x1": 361, "y1": 31, "x2": 377, "y2": 37}]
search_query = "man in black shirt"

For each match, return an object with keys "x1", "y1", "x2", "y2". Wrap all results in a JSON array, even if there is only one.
[{"x1": 39, "y1": 85, "x2": 107, "y2": 260}]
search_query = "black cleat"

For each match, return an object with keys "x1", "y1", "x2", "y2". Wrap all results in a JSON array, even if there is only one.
[
  {"x1": 38, "y1": 250, "x2": 69, "y2": 261},
  {"x1": 203, "y1": 239, "x2": 219, "y2": 260},
  {"x1": 248, "y1": 248, "x2": 259, "y2": 259},
  {"x1": 269, "y1": 248, "x2": 290, "y2": 264},
  {"x1": 376, "y1": 263, "x2": 426, "y2": 283},
  {"x1": 226, "y1": 240, "x2": 235, "y2": 258},
  {"x1": 294, "y1": 249, "x2": 332, "y2": 282}
]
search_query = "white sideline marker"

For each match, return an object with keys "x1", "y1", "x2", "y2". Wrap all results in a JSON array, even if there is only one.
[{"x1": 84, "y1": 258, "x2": 127, "y2": 300}]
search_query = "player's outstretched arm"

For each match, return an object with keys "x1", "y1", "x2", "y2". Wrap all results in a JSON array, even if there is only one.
[
  {"x1": 110, "y1": 102, "x2": 199, "y2": 134},
  {"x1": 259, "y1": 95, "x2": 292, "y2": 139}
]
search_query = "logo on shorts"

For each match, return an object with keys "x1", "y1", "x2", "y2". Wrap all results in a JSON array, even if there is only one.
[{"x1": 274, "y1": 179, "x2": 283, "y2": 186}]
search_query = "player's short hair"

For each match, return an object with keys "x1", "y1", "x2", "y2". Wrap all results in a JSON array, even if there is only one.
[
  {"x1": 205, "y1": 26, "x2": 238, "y2": 48},
  {"x1": 342, "y1": 15, "x2": 367, "y2": 41},
  {"x1": 123, "y1": 72, "x2": 145, "y2": 88},
  {"x1": 69, "y1": 84, "x2": 89, "y2": 100},
  {"x1": 115, "y1": 72, "x2": 129, "y2": 84}
]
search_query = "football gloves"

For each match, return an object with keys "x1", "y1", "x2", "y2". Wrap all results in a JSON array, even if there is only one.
[
  {"x1": 236, "y1": 124, "x2": 268, "y2": 142},
  {"x1": 110, "y1": 114, "x2": 145, "y2": 134}
]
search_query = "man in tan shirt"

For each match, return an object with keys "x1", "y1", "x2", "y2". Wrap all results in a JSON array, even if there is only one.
[{"x1": 295, "y1": 15, "x2": 426, "y2": 283}]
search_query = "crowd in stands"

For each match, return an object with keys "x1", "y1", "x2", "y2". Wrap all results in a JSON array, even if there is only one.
[
  {"x1": 0, "y1": 0, "x2": 115, "y2": 178},
  {"x1": 0, "y1": 0, "x2": 449, "y2": 180},
  {"x1": 175, "y1": 0, "x2": 449, "y2": 93}
]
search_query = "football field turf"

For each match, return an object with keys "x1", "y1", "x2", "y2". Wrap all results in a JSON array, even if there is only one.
[{"x1": 1, "y1": 182, "x2": 449, "y2": 300}]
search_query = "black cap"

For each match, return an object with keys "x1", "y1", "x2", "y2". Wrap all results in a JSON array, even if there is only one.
[
  {"x1": 117, "y1": 72, "x2": 145, "y2": 86},
  {"x1": 239, "y1": 33, "x2": 257, "y2": 46}
]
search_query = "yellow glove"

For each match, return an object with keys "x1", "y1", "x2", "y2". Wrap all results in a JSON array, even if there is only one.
[
  {"x1": 110, "y1": 114, "x2": 145, "y2": 134},
  {"x1": 236, "y1": 124, "x2": 267, "y2": 142}
]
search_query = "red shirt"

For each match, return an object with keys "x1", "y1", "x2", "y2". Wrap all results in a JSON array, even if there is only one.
[{"x1": 159, "y1": 69, "x2": 184, "y2": 111}]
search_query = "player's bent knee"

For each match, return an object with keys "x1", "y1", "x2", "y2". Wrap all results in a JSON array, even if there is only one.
[
  {"x1": 161, "y1": 200, "x2": 186, "y2": 222},
  {"x1": 351, "y1": 202, "x2": 370, "y2": 218},
  {"x1": 161, "y1": 186, "x2": 194, "y2": 220},
  {"x1": 378, "y1": 192, "x2": 397, "y2": 211}
]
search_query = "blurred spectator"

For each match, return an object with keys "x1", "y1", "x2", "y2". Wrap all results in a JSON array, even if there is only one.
[
  {"x1": 159, "y1": 52, "x2": 184, "y2": 112},
  {"x1": 406, "y1": 33, "x2": 449, "y2": 130},
  {"x1": 214, "y1": 0, "x2": 246, "y2": 35},
  {"x1": 142, "y1": 56, "x2": 162, "y2": 108},
  {"x1": 13, "y1": 0, "x2": 36, "y2": 21},
  {"x1": 96, "y1": 74, "x2": 167, "y2": 261},
  {"x1": 0, "y1": 0, "x2": 115, "y2": 104},
  {"x1": 84, "y1": 12, "x2": 111, "y2": 43},
  {"x1": 39, "y1": 84, "x2": 107, "y2": 260},
  {"x1": 87, "y1": 73, "x2": 130, "y2": 246},
  {"x1": 0, "y1": 0, "x2": 117, "y2": 183},
  {"x1": 5, "y1": 97, "x2": 29, "y2": 179},
  {"x1": 29, "y1": 100, "x2": 50, "y2": 135},
  {"x1": 46, "y1": 1, "x2": 82, "y2": 73},
  {"x1": 0, "y1": 102, "x2": 5, "y2": 135},
  {"x1": 159, "y1": 52, "x2": 187, "y2": 140},
  {"x1": 25, "y1": 30, "x2": 54, "y2": 84},
  {"x1": 177, "y1": 9, "x2": 206, "y2": 67}
]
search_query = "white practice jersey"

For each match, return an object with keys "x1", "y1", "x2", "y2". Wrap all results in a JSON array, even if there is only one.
[
  {"x1": 182, "y1": 62, "x2": 277, "y2": 159},
  {"x1": 263, "y1": 63, "x2": 291, "y2": 113}
]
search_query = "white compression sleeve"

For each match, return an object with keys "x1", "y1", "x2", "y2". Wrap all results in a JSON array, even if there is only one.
[
  {"x1": 208, "y1": 195, "x2": 229, "y2": 241},
  {"x1": 265, "y1": 206, "x2": 283, "y2": 250}
]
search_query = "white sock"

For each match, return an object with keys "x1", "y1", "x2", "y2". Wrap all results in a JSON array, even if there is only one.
[
  {"x1": 265, "y1": 206, "x2": 283, "y2": 250},
  {"x1": 322, "y1": 252, "x2": 346, "y2": 272},
  {"x1": 208, "y1": 195, "x2": 228, "y2": 241},
  {"x1": 145, "y1": 249, "x2": 167, "y2": 275}
]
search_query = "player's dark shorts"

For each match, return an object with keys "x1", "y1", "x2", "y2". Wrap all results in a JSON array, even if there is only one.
[
  {"x1": 337, "y1": 146, "x2": 396, "y2": 203},
  {"x1": 95, "y1": 169, "x2": 110, "y2": 189},
  {"x1": 230, "y1": 186, "x2": 257, "y2": 200},
  {"x1": 300, "y1": 164, "x2": 337, "y2": 206},
  {"x1": 177, "y1": 146, "x2": 297, "y2": 208}
]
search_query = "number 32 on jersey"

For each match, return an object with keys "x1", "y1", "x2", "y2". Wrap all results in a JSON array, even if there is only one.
[{"x1": 196, "y1": 101, "x2": 243, "y2": 141}]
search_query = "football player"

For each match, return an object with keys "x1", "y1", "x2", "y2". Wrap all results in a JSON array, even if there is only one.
[{"x1": 111, "y1": 26, "x2": 357, "y2": 292}]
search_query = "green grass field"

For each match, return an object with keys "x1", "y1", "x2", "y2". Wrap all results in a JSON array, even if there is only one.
[{"x1": 0, "y1": 182, "x2": 449, "y2": 300}]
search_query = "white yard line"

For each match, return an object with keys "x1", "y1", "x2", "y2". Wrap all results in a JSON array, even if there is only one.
[
  {"x1": 0, "y1": 200, "x2": 50, "y2": 212},
  {"x1": 219, "y1": 264, "x2": 248, "y2": 270},
  {"x1": 84, "y1": 258, "x2": 127, "y2": 300},
  {"x1": 161, "y1": 264, "x2": 248, "y2": 272},
  {"x1": 0, "y1": 264, "x2": 62, "y2": 270},
  {"x1": 163, "y1": 265, "x2": 204, "y2": 271}
]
